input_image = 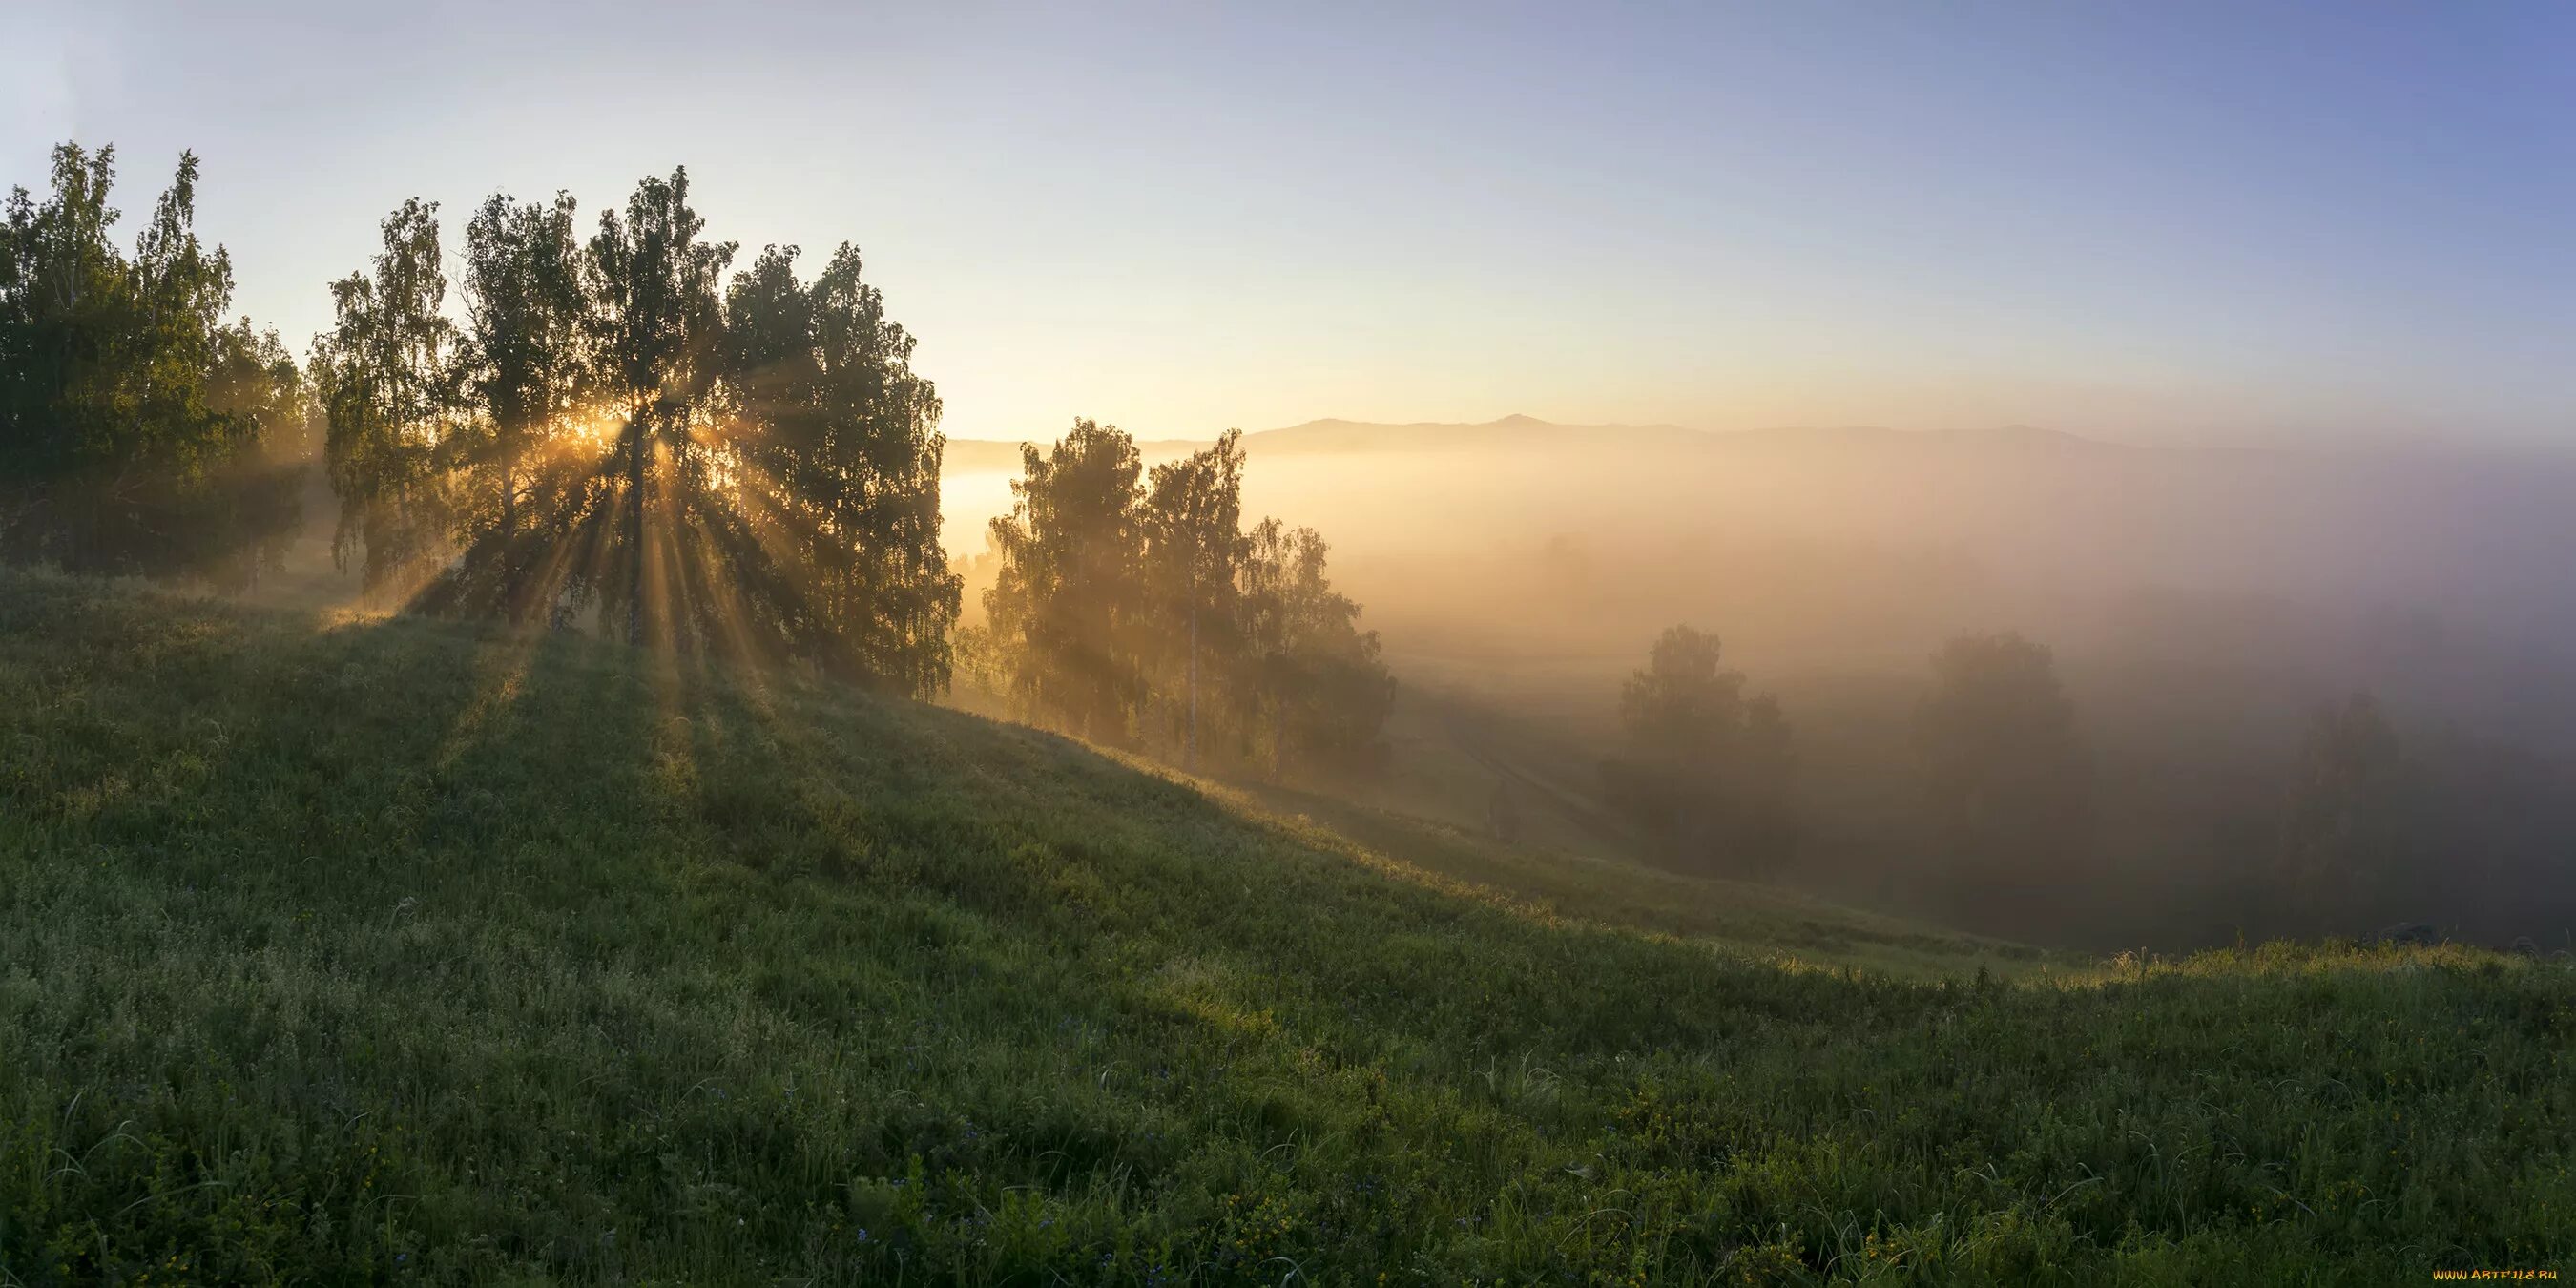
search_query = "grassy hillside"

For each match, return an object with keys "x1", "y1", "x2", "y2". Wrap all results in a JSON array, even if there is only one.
[{"x1": 2, "y1": 571, "x2": 2571, "y2": 1284}]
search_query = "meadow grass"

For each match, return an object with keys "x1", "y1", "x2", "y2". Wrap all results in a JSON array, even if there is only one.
[{"x1": 1, "y1": 569, "x2": 2570, "y2": 1284}]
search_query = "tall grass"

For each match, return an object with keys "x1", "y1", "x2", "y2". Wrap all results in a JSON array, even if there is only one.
[{"x1": 1, "y1": 570, "x2": 2569, "y2": 1284}]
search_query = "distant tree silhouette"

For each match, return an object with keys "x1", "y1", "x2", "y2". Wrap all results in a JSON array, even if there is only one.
[
  {"x1": 2275, "y1": 691, "x2": 2415, "y2": 934},
  {"x1": 1914, "y1": 632, "x2": 2089, "y2": 900},
  {"x1": 1488, "y1": 778, "x2": 1526, "y2": 843},
  {"x1": 1600, "y1": 625, "x2": 1797, "y2": 877},
  {"x1": 0, "y1": 144, "x2": 305, "y2": 586}
]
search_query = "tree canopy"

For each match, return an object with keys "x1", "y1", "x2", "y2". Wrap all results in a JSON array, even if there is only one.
[
  {"x1": 1600, "y1": 624, "x2": 1797, "y2": 877},
  {"x1": 313, "y1": 169, "x2": 959, "y2": 694},
  {"x1": 1914, "y1": 632, "x2": 2090, "y2": 904},
  {"x1": 0, "y1": 144, "x2": 304, "y2": 586},
  {"x1": 2273, "y1": 691, "x2": 2417, "y2": 933},
  {"x1": 979, "y1": 418, "x2": 1150, "y2": 741},
  {"x1": 973, "y1": 420, "x2": 1391, "y2": 777}
]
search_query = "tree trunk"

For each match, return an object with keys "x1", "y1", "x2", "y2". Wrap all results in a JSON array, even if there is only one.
[
  {"x1": 1187, "y1": 603, "x2": 1198, "y2": 771},
  {"x1": 625, "y1": 405, "x2": 646, "y2": 646},
  {"x1": 500, "y1": 448, "x2": 517, "y2": 620}
]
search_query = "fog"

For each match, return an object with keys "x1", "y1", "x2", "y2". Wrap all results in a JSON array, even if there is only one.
[{"x1": 946, "y1": 418, "x2": 2576, "y2": 951}]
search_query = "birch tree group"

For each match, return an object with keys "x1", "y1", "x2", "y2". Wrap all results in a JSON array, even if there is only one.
[
  {"x1": 0, "y1": 145, "x2": 305, "y2": 585},
  {"x1": 314, "y1": 169, "x2": 960, "y2": 695},
  {"x1": 972, "y1": 420, "x2": 1393, "y2": 777}
]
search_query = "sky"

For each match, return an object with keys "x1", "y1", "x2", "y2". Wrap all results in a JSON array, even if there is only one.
[{"x1": 7, "y1": 1, "x2": 2572, "y2": 448}]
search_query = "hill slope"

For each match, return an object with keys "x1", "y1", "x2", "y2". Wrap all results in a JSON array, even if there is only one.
[{"x1": 2, "y1": 571, "x2": 2571, "y2": 1283}]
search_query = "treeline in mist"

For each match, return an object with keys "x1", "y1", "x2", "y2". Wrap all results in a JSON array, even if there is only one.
[
  {"x1": 1595, "y1": 615, "x2": 2572, "y2": 950},
  {"x1": 2222, "y1": 689, "x2": 2570, "y2": 949},
  {"x1": 1597, "y1": 627, "x2": 2086, "y2": 899},
  {"x1": 0, "y1": 145, "x2": 309, "y2": 586},
  {"x1": 961, "y1": 421, "x2": 1394, "y2": 779}
]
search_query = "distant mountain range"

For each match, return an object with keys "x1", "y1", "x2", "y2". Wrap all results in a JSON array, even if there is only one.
[{"x1": 941, "y1": 415, "x2": 2119, "y2": 470}]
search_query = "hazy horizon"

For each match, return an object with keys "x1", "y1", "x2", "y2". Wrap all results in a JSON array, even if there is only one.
[{"x1": 934, "y1": 411, "x2": 2576, "y2": 461}]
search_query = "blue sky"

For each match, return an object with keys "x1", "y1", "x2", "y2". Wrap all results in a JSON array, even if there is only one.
[{"x1": 8, "y1": 1, "x2": 2571, "y2": 447}]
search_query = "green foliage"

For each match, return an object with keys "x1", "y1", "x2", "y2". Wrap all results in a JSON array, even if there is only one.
[
  {"x1": 316, "y1": 170, "x2": 959, "y2": 695},
  {"x1": 433, "y1": 189, "x2": 592, "y2": 617},
  {"x1": 981, "y1": 418, "x2": 1151, "y2": 740},
  {"x1": 1603, "y1": 624, "x2": 1797, "y2": 877},
  {"x1": 312, "y1": 197, "x2": 462, "y2": 591},
  {"x1": 2, "y1": 571, "x2": 2571, "y2": 1284},
  {"x1": 768, "y1": 244, "x2": 957, "y2": 696},
  {"x1": 978, "y1": 422, "x2": 1392, "y2": 775},
  {"x1": 1234, "y1": 518, "x2": 1393, "y2": 777},
  {"x1": 582, "y1": 167, "x2": 734, "y2": 647},
  {"x1": 1141, "y1": 428, "x2": 1248, "y2": 762},
  {"x1": 0, "y1": 143, "x2": 305, "y2": 586}
]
